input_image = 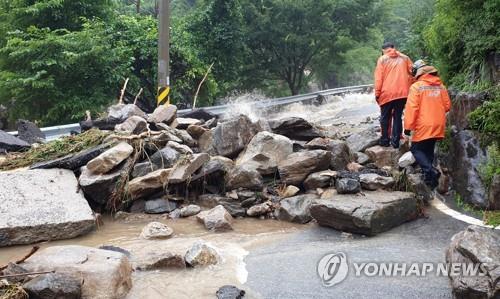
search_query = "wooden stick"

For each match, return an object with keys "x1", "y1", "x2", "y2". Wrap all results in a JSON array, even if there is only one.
[
  {"x1": 193, "y1": 63, "x2": 214, "y2": 109},
  {"x1": 0, "y1": 246, "x2": 39, "y2": 271},
  {"x1": 0, "y1": 270, "x2": 54, "y2": 279},
  {"x1": 118, "y1": 78, "x2": 130, "y2": 104},
  {"x1": 133, "y1": 88, "x2": 144, "y2": 105}
]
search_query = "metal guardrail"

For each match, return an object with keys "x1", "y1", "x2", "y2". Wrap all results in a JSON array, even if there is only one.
[{"x1": 8, "y1": 84, "x2": 373, "y2": 140}]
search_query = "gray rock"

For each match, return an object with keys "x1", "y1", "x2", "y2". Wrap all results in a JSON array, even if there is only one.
[
  {"x1": 197, "y1": 194, "x2": 229, "y2": 208},
  {"x1": 131, "y1": 161, "x2": 157, "y2": 178},
  {"x1": 168, "y1": 153, "x2": 210, "y2": 184},
  {"x1": 407, "y1": 173, "x2": 434, "y2": 202},
  {"x1": 79, "y1": 165, "x2": 125, "y2": 205},
  {"x1": 241, "y1": 197, "x2": 259, "y2": 209},
  {"x1": 87, "y1": 142, "x2": 133, "y2": 174},
  {"x1": 277, "y1": 194, "x2": 316, "y2": 224},
  {"x1": 269, "y1": 117, "x2": 322, "y2": 141},
  {"x1": 175, "y1": 117, "x2": 202, "y2": 129},
  {"x1": 310, "y1": 191, "x2": 418, "y2": 235},
  {"x1": 145, "y1": 199, "x2": 178, "y2": 214},
  {"x1": 0, "y1": 129, "x2": 30, "y2": 152},
  {"x1": 236, "y1": 131, "x2": 293, "y2": 175},
  {"x1": 185, "y1": 241, "x2": 220, "y2": 267},
  {"x1": 196, "y1": 205, "x2": 233, "y2": 232},
  {"x1": 140, "y1": 222, "x2": 174, "y2": 239},
  {"x1": 226, "y1": 164, "x2": 264, "y2": 190},
  {"x1": 278, "y1": 150, "x2": 332, "y2": 185},
  {"x1": 306, "y1": 138, "x2": 352, "y2": 170},
  {"x1": 171, "y1": 128, "x2": 197, "y2": 147},
  {"x1": 2, "y1": 263, "x2": 29, "y2": 284},
  {"x1": 167, "y1": 140, "x2": 193, "y2": 154},
  {"x1": 187, "y1": 124, "x2": 209, "y2": 139},
  {"x1": 16, "y1": 119, "x2": 45, "y2": 144},
  {"x1": 356, "y1": 152, "x2": 370, "y2": 165},
  {"x1": 127, "y1": 168, "x2": 171, "y2": 200},
  {"x1": 115, "y1": 115, "x2": 148, "y2": 134},
  {"x1": 303, "y1": 170, "x2": 337, "y2": 190},
  {"x1": 219, "y1": 201, "x2": 247, "y2": 218},
  {"x1": 335, "y1": 178, "x2": 361, "y2": 194},
  {"x1": 247, "y1": 202, "x2": 272, "y2": 217},
  {"x1": 365, "y1": 145, "x2": 399, "y2": 168},
  {"x1": 0, "y1": 169, "x2": 95, "y2": 247},
  {"x1": 359, "y1": 173, "x2": 395, "y2": 191},
  {"x1": 108, "y1": 103, "x2": 147, "y2": 121},
  {"x1": 23, "y1": 273, "x2": 82, "y2": 299},
  {"x1": 180, "y1": 205, "x2": 201, "y2": 217},
  {"x1": 201, "y1": 156, "x2": 235, "y2": 174},
  {"x1": 31, "y1": 143, "x2": 111, "y2": 170},
  {"x1": 446, "y1": 225, "x2": 500, "y2": 299},
  {"x1": 134, "y1": 252, "x2": 185, "y2": 270},
  {"x1": 346, "y1": 126, "x2": 380, "y2": 152},
  {"x1": 23, "y1": 245, "x2": 132, "y2": 299},
  {"x1": 152, "y1": 126, "x2": 183, "y2": 144},
  {"x1": 150, "y1": 146, "x2": 180, "y2": 169},
  {"x1": 149, "y1": 104, "x2": 177, "y2": 124},
  {"x1": 216, "y1": 285, "x2": 246, "y2": 299}
]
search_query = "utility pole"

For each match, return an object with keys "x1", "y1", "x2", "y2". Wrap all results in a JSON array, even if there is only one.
[{"x1": 157, "y1": 0, "x2": 170, "y2": 106}]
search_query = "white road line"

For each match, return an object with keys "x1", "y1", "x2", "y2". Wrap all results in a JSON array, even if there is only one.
[{"x1": 431, "y1": 198, "x2": 500, "y2": 230}]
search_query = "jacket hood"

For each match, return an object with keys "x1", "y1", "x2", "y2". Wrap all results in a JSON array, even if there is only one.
[
  {"x1": 383, "y1": 48, "x2": 399, "y2": 57},
  {"x1": 419, "y1": 73, "x2": 442, "y2": 85}
]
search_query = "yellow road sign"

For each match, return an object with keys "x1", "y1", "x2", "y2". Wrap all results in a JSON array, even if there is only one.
[{"x1": 157, "y1": 86, "x2": 170, "y2": 105}]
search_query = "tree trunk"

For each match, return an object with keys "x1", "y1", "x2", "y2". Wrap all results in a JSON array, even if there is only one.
[{"x1": 136, "y1": 0, "x2": 141, "y2": 13}]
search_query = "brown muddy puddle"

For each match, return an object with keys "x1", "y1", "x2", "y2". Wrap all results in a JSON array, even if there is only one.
[{"x1": 0, "y1": 216, "x2": 308, "y2": 299}]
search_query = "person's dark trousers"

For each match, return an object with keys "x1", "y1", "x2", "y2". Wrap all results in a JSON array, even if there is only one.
[
  {"x1": 411, "y1": 138, "x2": 439, "y2": 187},
  {"x1": 379, "y1": 98, "x2": 407, "y2": 147}
]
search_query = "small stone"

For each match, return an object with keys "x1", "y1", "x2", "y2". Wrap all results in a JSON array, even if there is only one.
[
  {"x1": 187, "y1": 124, "x2": 209, "y2": 139},
  {"x1": 335, "y1": 178, "x2": 361, "y2": 194},
  {"x1": 303, "y1": 170, "x2": 337, "y2": 190},
  {"x1": 398, "y1": 151, "x2": 416, "y2": 168},
  {"x1": 180, "y1": 205, "x2": 202, "y2": 217},
  {"x1": 365, "y1": 145, "x2": 399, "y2": 168},
  {"x1": 196, "y1": 205, "x2": 233, "y2": 231},
  {"x1": 140, "y1": 222, "x2": 173, "y2": 239},
  {"x1": 216, "y1": 285, "x2": 246, "y2": 299},
  {"x1": 282, "y1": 185, "x2": 300, "y2": 198},
  {"x1": 347, "y1": 162, "x2": 364, "y2": 172},
  {"x1": 185, "y1": 241, "x2": 220, "y2": 267},
  {"x1": 359, "y1": 173, "x2": 395, "y2": 191},
  {"x1": 247, "y1": 202, "x2": 271, "y2": 217}
]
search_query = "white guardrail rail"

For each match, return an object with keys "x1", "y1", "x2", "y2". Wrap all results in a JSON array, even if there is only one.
[{"x1": 8, "y1": 84, "x2": 373, "y2": 141}]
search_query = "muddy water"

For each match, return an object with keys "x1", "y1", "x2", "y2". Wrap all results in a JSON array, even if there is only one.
[{"x1": 0, "y1": 217, "x2": 307, "y2": 298}]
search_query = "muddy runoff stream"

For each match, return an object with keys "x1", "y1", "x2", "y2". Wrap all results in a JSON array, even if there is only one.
[{"x1": 0, "y1": 92, "x2": 377, "y2": 298}]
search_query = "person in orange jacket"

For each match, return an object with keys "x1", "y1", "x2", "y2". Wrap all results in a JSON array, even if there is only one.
[
  {"x1": 404, "y1": 60, "x2": 451, "y2": 188},
  {"x1": 374, "y1": 42, "x2": 413, "y2": 148}
]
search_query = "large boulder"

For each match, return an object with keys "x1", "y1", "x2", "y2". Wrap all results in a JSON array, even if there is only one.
[
  {"x1": 310, "y1": 191, "x2": 418, "y2": 235},
  {"x1": 269, "y1": 117, "x2": 322, "y2": 141},
  {"x1": 449, "y1": 130, "x2": 488, "y2": 208},
  {"x1": 79, "y1": 165, "x2": 126, "y2": 205},
  {"x1": 168, "y1": 153, "x2": 210, "y2": 184},
  {"x1": 303, "y1": 170, "x2": 337, "y2": 190},
  {"x1": 200, "y1": 115, "x2": 261, "y2": 158},
  {"x1": 306, "y1": 138, "x2": 352, "y2": 170},
  {"x1": 236, "y1": 131, "x2": 293, "y2": 175},
  {"x1": 31, "y1": 144, "x2": 111, "y2": 170},
  {"x1": 277, "y1": 194, "x2": 316, "y2": 224},
  {"x1": 150, "y1": 145, "x2": 181, "y2": 169},
  {"x1": 345, "y1": 126, "x2": 380, "y2": 152},
  {"x1": 196, "y1": 205, "x2": 233, "y2": 232},
  {"x1": 365, "y1": 145, "x2": 399, "y2": 168},
  {"x1": 359, "y1": 173, "x2": 395, "y2": 191},
  {"x1": 114, "y1": 115, "x2": 148, "y2": 135},
  {"x1": 107, "y1": 103, "x2": 147, "y2": 122},
  {"x1": 86, "y1": 142, "x2": 133, "y2": 174},
  {"x1": 0, "y1": 169, "x2": 95, "y2": 247},
  {"x1": 22, "y1": 245, "x2": 132, "y2": 299},
  {"x1": 16, "y1": 119, "x2": 45, "y2": 144},
  {"x1": 23, "y1": 273, "x2": 82, "y2": 299},
  {"x1": 127, "y1": 168, "x2": 171, "y2": 199},
  {"x1": 0, "y1": 129, "x2": 30, "y2": 152},
  {"x1": 278, "y1": 150, "x2": 331, "y2": 185},
  {"x1": 446, "y1": 225, "x2": 500, "y2": 299},
  {"x1": 225, "y1": 164, "x2": 264, "y2": 190},
  {"x1": 148, "y1": 104, "x2": 177, "y2": 124}
]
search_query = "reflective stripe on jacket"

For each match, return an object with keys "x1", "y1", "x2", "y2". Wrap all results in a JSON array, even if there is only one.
[
  {"x1": 374, "y1": 48, "x2": 413, "y2": 106},
  {"x1": 404, "y1": 74, "x2": 451, "y2": 142}
]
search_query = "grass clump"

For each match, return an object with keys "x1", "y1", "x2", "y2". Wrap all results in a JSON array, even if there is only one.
[
  {"x1": 0, "y1": 128, "x2": 109, "y2": 171},
  {"x1": 479, "y1": 143, "x2": 500, "y2": 190},
  {"x1": 484, "y1": 210, "x2": 500, "y2": 227}
]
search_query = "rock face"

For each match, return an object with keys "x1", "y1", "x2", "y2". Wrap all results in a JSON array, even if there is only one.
[
  {"x1": 185, "y1": 241, "x2": 220, "y2": 267},
  {"x1": 0, "y1": 169, "x2": 95, "y2": 247},
  {"x1": 365, "y1": 145, "x2": 399, "y2": 168},
  {"x1": 31, "y1": 144, "x2": 110, "y2": 170},
  {"x1": 310, "y1": 191, "x2": 418, "y2": 235},
  {"x1": 278, "y1": 150, "x2": 331, "y2": 185},
  {"x1": 79, "y1": 165, "x2": 125, "y2": 205},
  {"x1": 226, "y1": 164, "x2": 264, "y2": 190},
  {"x1": 269, "y1": 117, "x2": 322, "y2": 141},
  {"x1": 196, "y1": 205, "x2": 234, "y2": 232},
  {"x1": 277, "y1": 195, "x2": 316, "y2": 224},
  {"x1": 23, "y1": 273, "x2": 82, "y2": 299},
  {"x1": 449, "y1": 130, "x2": 488, "y2": 208},
  {"x1": 16, "y1": 119, "x2": 45, "y2": 144},
  {"x1": 446, "y1": 226, "x2": 500, "y2": 299},
  {"x1": 127, "y1": 168, "x2": 170, "y2": 199},
  {"x1": 140, "y1": 222, "x2": 174, "y2": 239},
  {"x1": 87, "y1": 142, "x2": 133, "y2": 174},
  {"x1": 149, "y1": 104, "x2": 177, "y2": 124},
  {"x1": 168, "y1": 153, "x2": 210, "y2": 183},
  {"x1": 303, "y1": 170, "x2": 337, "y2": 189},
  {"x1": 335, "y1": 178, "x2": 361, "y2": 194},
  {"x1": 359, "y1": 173, "x2": 395, "y2": 191},
  {"x1": 236, "y1": 131, "x2": 293, "y2": 175},
  {"x1": 115, "y1": 115, "x2": 148, "y2": 135},
  {"x1": 108, "y1": 103, "x2": 147, "y2": 121},
  {"x1": 23, "y1": 245, "x2": 132, "y2": 299},
  {"x1": 345, "y1": 126, "x2": 380, "y2": 152},
  {"x1": 0, "y1": 129, "x2": 30, "y2": 152}
]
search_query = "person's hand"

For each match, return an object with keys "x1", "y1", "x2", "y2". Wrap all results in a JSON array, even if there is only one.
[
  {"x1": 375, "y1": 96, "x2": 380, "y2": 103},
  {"x1": 404, "y1": 130, "x2": 411, "y2": 136}
]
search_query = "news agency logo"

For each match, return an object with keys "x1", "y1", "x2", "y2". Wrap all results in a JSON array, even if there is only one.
[{"x1": 317, "y1": 252, "x2": 349, "y2": 287}]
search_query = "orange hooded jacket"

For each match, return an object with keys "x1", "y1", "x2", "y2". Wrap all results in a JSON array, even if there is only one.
[
  {"x1": 404, "y1": 73, "x2": 451, "y2": 142},
  {"x1": 374, "y1": 48, "x2": 413, "y2": 106}
]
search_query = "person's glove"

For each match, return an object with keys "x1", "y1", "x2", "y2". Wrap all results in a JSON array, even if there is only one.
[{"x1": 404, "y1": 130, "x2": 411, "y2": 136}]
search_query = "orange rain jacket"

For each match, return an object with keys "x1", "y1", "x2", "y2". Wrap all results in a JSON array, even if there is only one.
[
  {"x1": 374, "y1": 48, "x2": 413, "y2": 106},
  {"x1": 404, "y1": 73, "x2": 451, "y2": 142}
]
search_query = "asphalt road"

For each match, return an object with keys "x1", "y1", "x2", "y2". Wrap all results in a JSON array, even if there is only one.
[{"x1": 244, "y1": 201, "x2": 468, "y2": 299}]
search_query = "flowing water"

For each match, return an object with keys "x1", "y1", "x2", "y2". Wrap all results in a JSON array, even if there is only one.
[{"x1": 0, "y1": 92, "x2": 378, "y2": 298}]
